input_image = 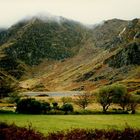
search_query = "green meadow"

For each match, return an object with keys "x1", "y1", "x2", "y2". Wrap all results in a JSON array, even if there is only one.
[{"x1": 0, "y1": 114, "x2": 140, "y2": 134}]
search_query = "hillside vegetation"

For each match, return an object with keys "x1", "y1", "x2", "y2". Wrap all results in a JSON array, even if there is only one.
[{"x1": 0, "y1": 16, "x2": 140, "y2": 94}]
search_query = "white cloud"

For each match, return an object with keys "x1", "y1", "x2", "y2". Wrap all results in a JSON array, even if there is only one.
[{"x1": 0, "y1": 0, "x2": 140, "y2": 27}]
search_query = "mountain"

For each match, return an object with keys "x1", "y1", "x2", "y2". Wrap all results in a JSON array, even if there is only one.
[
  {"x1": 105, "y1": 18, "x2": 140, "y2": 67},
  {"x1": 0, "y1": 17, "x2": 87, "y2": 75},
  {"x1": 92, "y1": 19, "x2": 128, "y2": 49},
  {"x1": 0, "y1": 16, "x2": 140, "y2": 95}
]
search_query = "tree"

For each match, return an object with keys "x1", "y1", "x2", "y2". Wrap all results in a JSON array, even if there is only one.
[
  {"x1": 8, "y1": 92, "x2": 21, "y2": 104},
  {"x1": 97, "y1": 84, "x2": 130, "y2": 113},
  {"x1": 75, "y1": 92, "x2": 94, "y2": 109},
  {"x1": 119, "y1": 93, "x2": 131, "y2": 111},
  {"x1": 41, "y1": 102, "x2": 51, "y2": 114},
  {"x1": 127, "y1": 94, "x2": 140, "y2": 114},
  {"x1": 97, "y1": 85, "x2": 114, "y2": 113},
  {"x1": 61, "y1": 97, "x2": 72, "y2": 105},
  {"x1": 52, "y1": 102, "x2": 59, "y2": 114},
  {"x1": 110, "y1": 84, "x2": 140, "y2": 114},
  {"x1": 61, "y1": 103, "x2": 73, "y2": 114},
  {"x1": 16, "y1": 98, "x2": 42, "y2": 114},
  {"x1": 111, "y1": 84, "x2": 128, "y2": 111}
]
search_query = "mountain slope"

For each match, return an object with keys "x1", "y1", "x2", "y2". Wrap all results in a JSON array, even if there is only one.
[
  {"x1": 0, "y1": 16, "x2": 88, "y2": 79},
  {"x1": 0, "y1": 17, "x2": 140, "y2": 94},
  {"x1": 1, "y1": 17, "x2": 87, "y2": 63},
  {"x1": 19, "y1": 18, "x2": 140, "y2": 92}
]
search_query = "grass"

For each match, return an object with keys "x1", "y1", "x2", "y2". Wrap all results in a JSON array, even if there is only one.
[{"x1": 0, "y1": 114, "x2": 140, "y2": 134}]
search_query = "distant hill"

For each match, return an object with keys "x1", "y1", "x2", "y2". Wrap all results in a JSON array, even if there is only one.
[{"x1": 0, "y1": 16, "x2": 140, "y2": 95}]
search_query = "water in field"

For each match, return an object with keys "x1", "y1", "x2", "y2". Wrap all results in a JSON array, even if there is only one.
[{"x1": 21, "y1": 91, "x2": 81, "y2": 97}]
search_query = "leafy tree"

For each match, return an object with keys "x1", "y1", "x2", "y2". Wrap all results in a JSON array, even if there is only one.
[
  {"x1": 16, "y1": 98, "x2": 42, "y2": 114},
  {"x1": 111, "y1": 84, "x2": 127, "y2": 102},
  {"x1": 52, "y1": 102, "x2": 59, "y2": 113},
  {"x1": 97, "y1": 85, "x2": 114, "y2": 113},
  {"x1": 97, "y1": 84, "x2": 140, "y2": 114},
  {"x1": 119, "y1": 93, "x2": 131, "y2": 111},
  {"x1": 61, "y1": 103, "x2": 73, "y2": 114},
  {"x1": 127, "y1": 94, "x2": 140, "y2": 114},
  {"x1": 110, "y1": 84, "x2": 140, "y2": 113},
  {"x1": 75, "y1": 92, "x2": 94, "y2": 109},
  {"x1": 41, "y1": 102, "x2": 51, "y2": 114},
  {"x1": 111, "y1": 84, "x2": 128, "y2": 111}
]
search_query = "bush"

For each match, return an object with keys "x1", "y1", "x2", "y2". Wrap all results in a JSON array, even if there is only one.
[
  {"x1": 16, "y1": 98, "x2": 52, "y2": 114},
  {"x1": 41, "y1": 102, "x2": 51, "y2": 114},
  {"x1": 52, "y1": 102, "x2": 59, "y2": 110},
  {"x1": 47, "y1": 128, "x2": 140, "y2": 140},
  {"x1": 61, "y1": 97, "x2": 72, "y2": 105},
  {"x1": 47, "y1": 97, "x2": 54, "y2": 103},
  {"x1": 0, "y1": 122, "x2": 45, "y2": 140},
  {"x1": 1, "y1": 122, "x2": 140, "y2": 140},
  {"x1": 61, "y1": 103, "x2": 74, "y2": 114},
  {"x1": 16, "y1": 98, "x2": 42, "y2": 114},
  {"x1": 52, "y1": 102, "x2": 59, "y2": 114}
]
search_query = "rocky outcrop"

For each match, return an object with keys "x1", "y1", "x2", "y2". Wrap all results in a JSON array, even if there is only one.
[{"x1": 105, "y1": 42, "x2": 140, "y2": 67}]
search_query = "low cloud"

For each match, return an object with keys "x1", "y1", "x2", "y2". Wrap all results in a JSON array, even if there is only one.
[{"x1": 0, "y1": 0, "x2": 140, "y2": 27}]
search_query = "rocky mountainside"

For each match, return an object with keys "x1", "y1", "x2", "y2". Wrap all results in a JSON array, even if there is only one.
[
  {"x1": 0, "y1": 16, "x2": 140, "y2": 95},
  {"x1": 0, "y1": 17, "x2": 87, "y2": 73},
  {"x1": 105, "y1": 19, "x2": 140, "y2": 67}
]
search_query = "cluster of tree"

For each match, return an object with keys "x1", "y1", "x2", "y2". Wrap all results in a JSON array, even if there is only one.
[
  {"x1": 3, "y1": 84, "x2": 140, "y2": 115},
  {"x1": 72, "y1": 84, "x2": 140, "y2": 114},
  {"x1": 16, "y1": 98, "x2": 73, "y2": 114},
  {"x1": 96, "y1": 84, "x2": 140, "y2": 114}
]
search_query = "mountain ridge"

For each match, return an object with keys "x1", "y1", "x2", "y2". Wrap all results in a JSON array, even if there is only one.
[{"x1": 0, "y1": 16, "x2": 139, "y2": 95}]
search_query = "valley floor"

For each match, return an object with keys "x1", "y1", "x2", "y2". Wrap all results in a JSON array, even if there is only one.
[{"x1": 0, "y1": 114, "x2": 140, "y2": 134}]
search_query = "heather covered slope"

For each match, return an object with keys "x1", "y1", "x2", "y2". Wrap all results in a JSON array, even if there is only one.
[
  {"x1": 0, "y1": 17, "x2": 140, "y2": 94},
  {"x1": 0, "y1": 16, "x2": 88, "y2": 94},
  {"x1": 19, "y1": 19, "x2": 140, "y2": 92}
]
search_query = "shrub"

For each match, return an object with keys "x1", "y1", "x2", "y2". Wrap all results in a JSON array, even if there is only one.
[
  {"x1": 61, "y1": 103, "x2": 74, "y2": 114},
  {"x1": 52, "y1": 102, "x2": 59, "y2": 114},
  {"x1": 0, "y1": 122, "x2": 45, "y2": 140},
  {"x1": 47, "y1": 97, "x2": 54, "y2": 103},
  {"x1": 1, "y1": 122, "x2": 140, "y2": 140},
  {"x1": 41, "y1": 102, "x2": 51, "y2": 114},
  {"x1": 16, "y1": 98, "x2": 42, "y2": 114},
  {"x1": 52, "y1": 102, "x2": 59, "y2": 109},
  {"x1": 47, "y1": 128, "x2": 140, "y2": 140},
  {"x1": 61, "y1": 97, "x2": 72, "y2": 105}
]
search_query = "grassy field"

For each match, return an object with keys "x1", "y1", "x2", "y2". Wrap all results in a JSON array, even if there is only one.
[{"x1": 0, "y1": 114, "x2": 140, "y2": 134}]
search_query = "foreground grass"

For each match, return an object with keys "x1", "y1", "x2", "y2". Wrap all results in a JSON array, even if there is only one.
[{"x1": 0, "y1": 114, "x2": 140, "y2": 134}]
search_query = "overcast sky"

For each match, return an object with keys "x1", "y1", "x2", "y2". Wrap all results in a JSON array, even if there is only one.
[{"x1": 0, "y1": 0, "x2": 140, "y2": 27}]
